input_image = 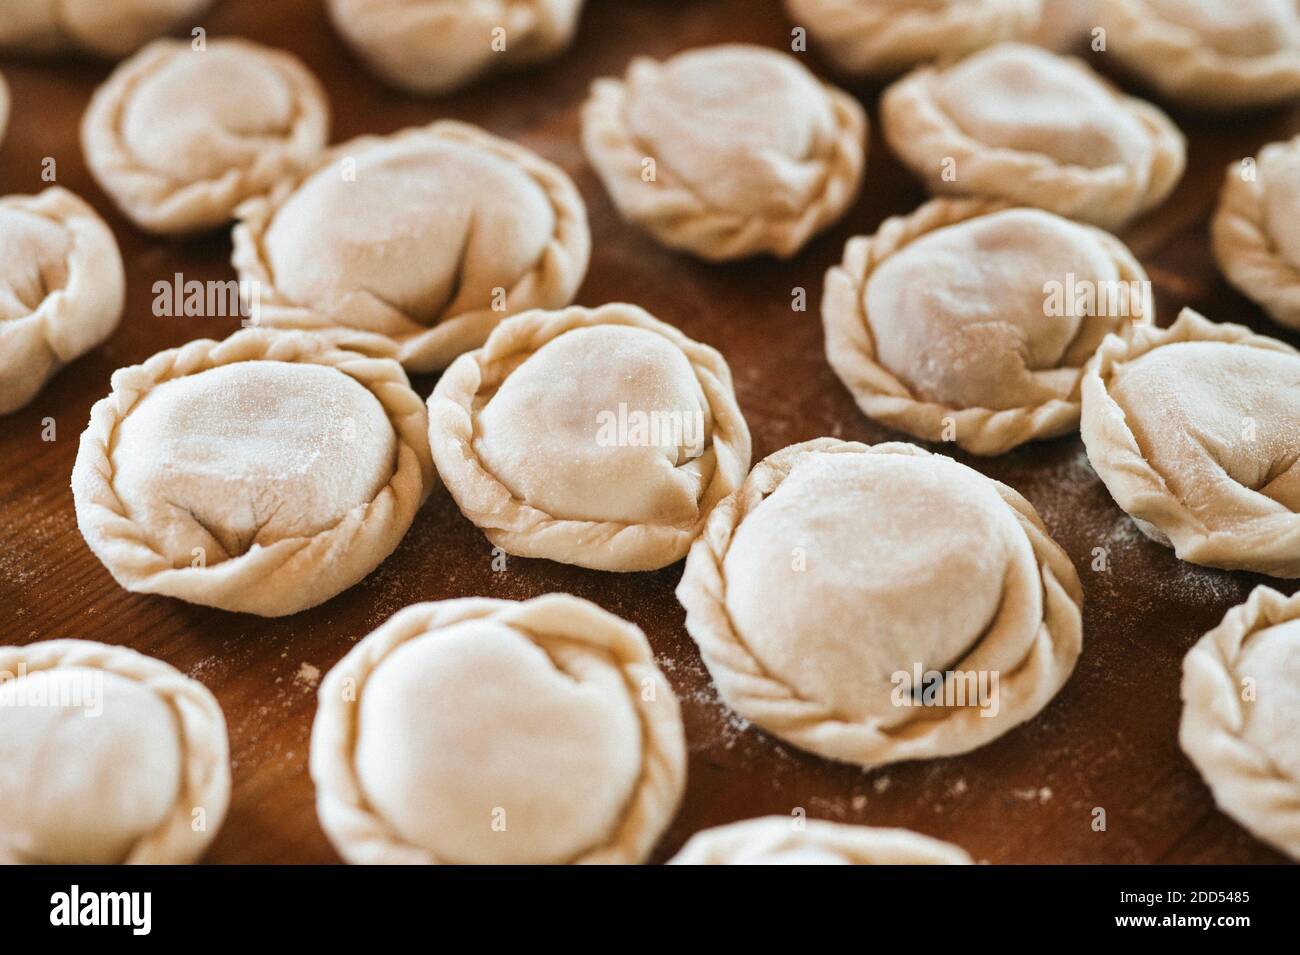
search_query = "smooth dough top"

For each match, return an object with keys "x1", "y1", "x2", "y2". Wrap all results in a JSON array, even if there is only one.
[
  {"x1": 669, "y1": 816, "x2": 974, "y2": 865},
  {"x1": 476, "y1": 325, "x2": 711, "y2": 526},
  {"x1": 233, "y1": 121, "x2": 590, "y2": 372},
  {"x1": 676, "y1": 439, "x2": 1084, "y2": 769},
  {"x1": 0, "y1": 0, "x2": 212, "y2": 59},
  {"x1": 0, "y1": 639, "x2": 230, "y2": 865},
  {"x1": 581, "y1": 43, "x2": 866, "y2": 260},
  {"x1": 82, "y1": 39, "x2": 329, "y2": 234},
  {"x1": 110, "y1": 361, "x2": 396, "y2": 567},
  {"x1": 310, "y1": 594, "x2": 687, "y2": 864},
  {"x1": 865, "y1": 208, "x2": 1131, "y2": 410}
]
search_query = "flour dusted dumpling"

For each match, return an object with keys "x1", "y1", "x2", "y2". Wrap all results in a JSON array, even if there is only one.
[
  {"x1": 0, "y1": 187, "x2": 125, "y2": 416},
  {"x1": 1099, "y1": 0, "x2": 1300, "y2": 109},
  {"x1": 1212, "y1": 136, "x2": 1300, "y2": 330},
  {"x1": 581, "y1": 44, "x2": 866, "y2": 260},
  {"x1": 428, "y1": 303, "x2": 751, "y2": 571},
  {"x1": 0, "y1": 640, "x2": 229, "y2": 864},
  {"x1": 310, "y1": 594, "x2": 686, "y2": 864},
  {"x1": 1081, "y1": 309, "x2": 1300, "y2": 578},
  {"x1": 670, "y1": 816, "x2": 973, "y2": 865},
  {"x1": 71, "y1": 328, "x2": 434, "y2": 616},
  {"x1": 1181, "y1": 587, "x2": 1300, "y2": 860},
  {"x1": 823, "y1": 199, "x2": 1151, "y2": 455},
  {"x1": 233, "y1": 121, "x2": 589, "y2": 371},
  {"x1": 882, "y1": 43, "x2": 1185, "y2": 229},
  {"x1": 81, "y1": 39, "x2": 329, "y2": 235},
  {"x1": 782, "y1": 0, "x2": 1042, "y2": 76},
  {"x1": 676, "y1": 439, "x2": 1083, "y2": 769},
  {"x1": 327, "y1": 0, "x2": 584, "y2": 95},
  {"x1": 0, "y1": 0, "x2": 212, "y2": 59}
]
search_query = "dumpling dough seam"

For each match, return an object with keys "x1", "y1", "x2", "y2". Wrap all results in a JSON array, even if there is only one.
[
  {"x1": 581, "y1": 59, "x2": 866, "y2": 259},
  {"x1": 676, "y1": 438, "x2": 1084, "y2": 768},
  {"x1": 71, "y1": 329, "x2": 434, "y2": 616},
  {"x1": 822, "y1": 196, "x2": 1150, "y2": 456},
  {"x1": 232, "y1": 120, "x2": 590, "y2": 371},
  {"x1": 428, "y1": 303, "x2": 753, "y2": 571},
  {"x1": 1180, "y1": 586, "x2": 1300, "y2": 858},
  {"x1": 309, "y1": 595, "x2": 686, "y2": 864},
  {"x1": 1080, "y1": 309, "x2": 1300, "y2": 574},
  {"x1": 0, "y1": 639, "x2": 229, "y2": 865}
]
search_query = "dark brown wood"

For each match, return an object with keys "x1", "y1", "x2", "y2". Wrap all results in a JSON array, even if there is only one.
[{"x1": 1, "y1": 0, "x2": 1296, "y2": 864}]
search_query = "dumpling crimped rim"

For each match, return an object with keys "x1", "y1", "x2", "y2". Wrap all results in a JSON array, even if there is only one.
[
  {"x1": 675, "y1": 438, "x2": 1084, "y2": 770},
  {"x1": 1180, "y1": 586, "x2": 1300, "y2": 861},
  {"x1": 0, "y1": 638, "x2": 230, "y2": 865},
  {"x1": 70, "y1": 327, "x2": 434, "y2": 617},
  {"x1": 880, "y1": 45, "x2": 1186, "y2": 230},
  {"x1": 232, "y1": 120, "x2": 591, "y2": 372},
  {"x1": 1079, "y1": 308, "x2": 1300, "y2": 578},
  {"x1": 427, "y1": 303, "x2": 753, "y2": 572},
  {"x1": 1211, "y1": 137, "x2": 1300, "y2": 331},
  {"x1": 309, "y1": 594, "x2": 687, "y2": 864},
  {"x1": 822, "y1": 196, "x2": 1152, "y2": 456},
  {"x1": 669, "y1": 815, "x2": 973, "y2": 864}
]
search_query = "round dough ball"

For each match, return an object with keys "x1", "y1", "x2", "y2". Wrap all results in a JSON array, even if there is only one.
[
  {"x1": 428, "y1": 303, "x2": 752, "y2": 571},
  {"x1": 0, "y1": 187, "x2": 125, "y2": 416},
  {"x1": 71, "y1": 329, "x2": 435, "y2": 616},
  {"x1": 670, "y1": 816, "x2": 973, "y2": 865},
  {"x1": 1081, "y1": 309, "x2": 1300, "y2": 577},
  {"x1": 0, "y1": 0, "x2": 213, "y2": 59},
  {"x1": 310, "y1": 594, "x2": 687, "y2": 864},
  {"x1": 882, "y1": 42, "x2": 1185, "y2": 229},
  {"x1": 232, "y1": 121, "x2": 590, "y2": 371},
  {"x1": 1099, "y1": 0, "x2": 1300, "y2": 108},
  {"x1": 327, "y1": 0, "x2": 585, "y2": 95},
  {"x1": 1213, "y1": 135, "x2": 1300, "y2": 330},
  {"x1": 82, "y1": 38, "x2": 330, "y2": 235},
  {"x1": 677, "y1": 438, "x2": 1083, "y2": 769},
  {"x1": 782, "y1": 0, "x2": 1043, "y2": 76},
  {"x1": 0, "y1": 640, "x2": 229, "y2": 864},
  {"x1": 581, "y1": 43, "x2": 866, "y2": 260},
  {"x1": 823, "y1": 199, "x2": 1151, "y2": 455},
  {"x1": 1181, "y1": 586, "x2": 1300, "y2": 860}
]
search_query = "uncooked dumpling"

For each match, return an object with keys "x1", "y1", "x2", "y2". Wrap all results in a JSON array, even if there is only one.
[
  {"x1": 0, "y1": 0, "x2": 213, "y2": 59},
  {"x1": 1081, "y1": 309, "x2": 1300, "y2": 578},
  {"x1": 0, "y1": 639, "x2": 229, "y2": 864},
  {"x1": 232, "y1": 120, "x2": 590, "y2": 371},
  {"x1": 581, "y1": 43, "x2": 866, "y2": 260},
  {"x1": 428, "y1": 303, "x2": 752, "y2": 571},
  {"x1": 782, "y1": 0, "x2": 1043, "y2": 76},
  {"x1": 1181, "y1": 586, "x2": 1300, "y2": 860},
  {"x1": 71, "y1": 328, "x2": 435, "y2": 616},
  {"x1": 82, "y1": 38, "x2": 330, "y2": 235},
  {"x1": 310, "y1": 594, "x2": 686, "y2": 864},
  {"x1": 670, "y1": 816, "x2": 973, "y2": 864},
  {"x1": 0, "y1": 187, "x2": 124, "y2": 415},
  {"x1": 676, "y1": 438, "x2": 1083, "y2": 769},
  {"x1": 1099, "y1": 0, "x2": 1300, "y2": 109},
  {"x1": 1212, "y1": 135, "x2": 1300, "y2": 330},
  {"x1": 1032, "y1": 0, "x2": 1097, "y2": 49},
  {"x1": 882, "y1": 42, "x2": 1185, "y2": 229},
  {"x1": 327, "y1": 0, "x2": 585, "y2": 95},
  {"x1": 823, "y1": 198, "x2": 1151, "y2": 455}
]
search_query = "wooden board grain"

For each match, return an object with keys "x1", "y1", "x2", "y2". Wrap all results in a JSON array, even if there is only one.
[{"x1": 1, "y1": 0, "x2": 1297, "y2": 864}]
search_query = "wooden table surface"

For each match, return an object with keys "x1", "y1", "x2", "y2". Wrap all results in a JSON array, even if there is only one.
[{"x1": 1, "y1": 0, "x2": 1297, "y2": 865}]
